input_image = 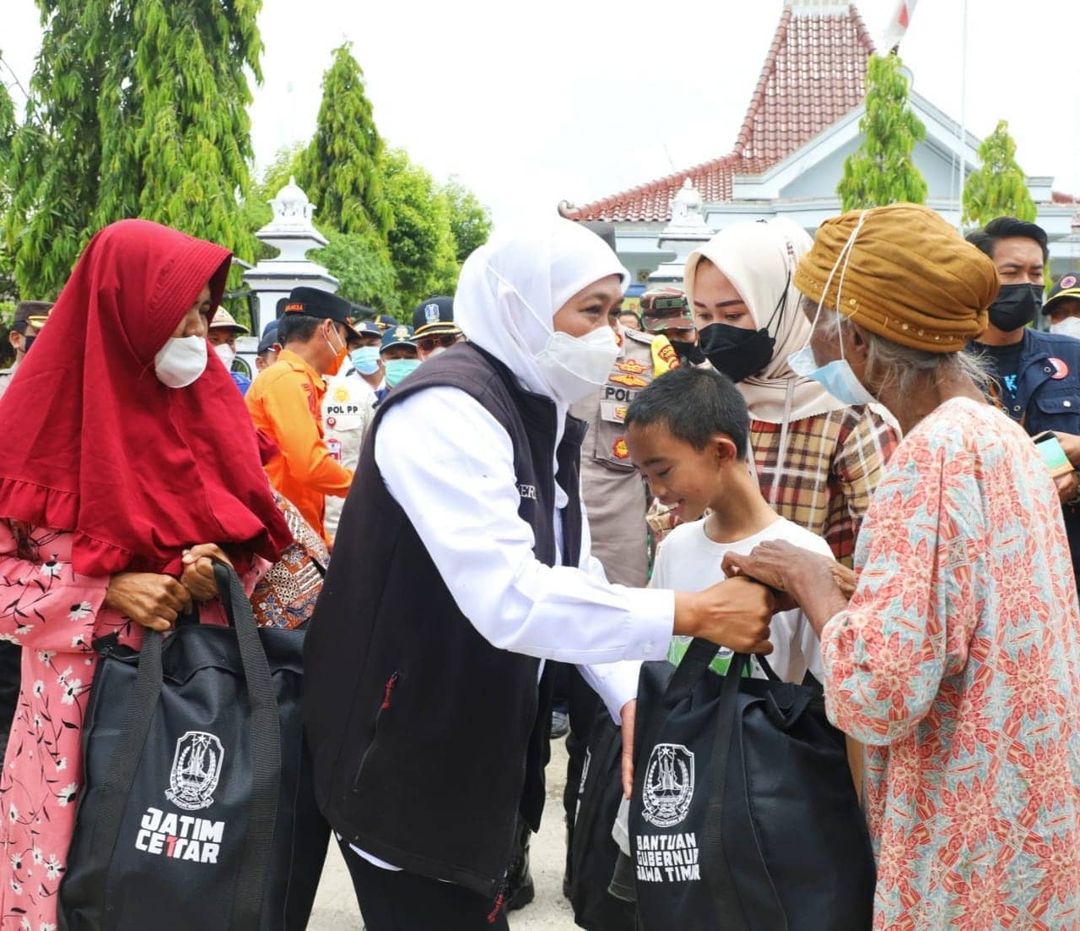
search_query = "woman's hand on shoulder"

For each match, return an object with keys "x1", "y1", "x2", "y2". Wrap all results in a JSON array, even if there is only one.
[
  {"x1": 180, "y1": 544, "x2": 233, "y2": 603},
  {"x1": 104, "y1": 573, "x2": 192, "y2": 631}
]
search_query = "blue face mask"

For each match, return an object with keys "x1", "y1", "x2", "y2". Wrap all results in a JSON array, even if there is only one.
[
  {"x1": 384, "y1": 358, "x2": 421, "y2": 387},
  {"x1": 787, "y1": 345, "x2": 876, "y2": 407},
  {"x1": 350, "y1": 345, "x2": 381, "y2": 375}
]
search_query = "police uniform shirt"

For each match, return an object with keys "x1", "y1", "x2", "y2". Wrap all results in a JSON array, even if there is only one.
[{"x1": 322, "y1": 370, "x2": 377, "y2": 540}]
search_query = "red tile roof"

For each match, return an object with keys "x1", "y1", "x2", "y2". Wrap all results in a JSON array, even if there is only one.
[{"x1": 564, "y1": 2, "x2": 875, "y2": 223}]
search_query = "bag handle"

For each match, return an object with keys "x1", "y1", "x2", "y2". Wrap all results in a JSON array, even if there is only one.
[
  {"x1": 84, "y1": 562, "x2": 281, "y2": 931},
  {"x1": 212, "y1": 561, "x2": 283, "y2": 931}
]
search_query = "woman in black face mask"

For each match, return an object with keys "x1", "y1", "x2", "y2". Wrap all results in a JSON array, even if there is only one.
[{"x1": 681, "y1": 218, "x2": 899, "y2": 568}]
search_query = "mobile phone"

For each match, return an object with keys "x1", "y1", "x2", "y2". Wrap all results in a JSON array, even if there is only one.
[{"x1": 1033, "y1": 432, "x2": 1074, "y2": 479}]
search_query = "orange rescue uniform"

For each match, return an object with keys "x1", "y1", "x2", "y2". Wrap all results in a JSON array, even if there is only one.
[{"x1": 246, "y1": 349, "x2": 353, "y2": 541}]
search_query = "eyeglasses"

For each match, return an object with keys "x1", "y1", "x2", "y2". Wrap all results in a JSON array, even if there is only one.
[{"x1": 417, "y1": 333, "x2": 462, "y2": 354}]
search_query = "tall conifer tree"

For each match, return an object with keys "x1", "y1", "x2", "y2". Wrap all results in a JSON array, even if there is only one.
[
  {"x1": 838, "y1": 53, "x2": 928, "y2": 210},
  {"x1": 962, "y1": 120, "x2": 1036, "y2": 227},
  {"x1": 301, "y1": 44, "x2": 391, "y2": 237},
  {"x1": 121, "y1": 0, "x2": 263, "y2": 263},
  {"x1": 5, "y1": 1, "x2": 112, "y2": 296},
  {"x1": 6, "y1": 0, "x2": 263, "y2": 297}
]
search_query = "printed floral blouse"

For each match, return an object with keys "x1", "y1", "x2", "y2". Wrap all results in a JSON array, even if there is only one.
[{"x1": 821, "y1": 398, "x2": 1080, "y2": 929}]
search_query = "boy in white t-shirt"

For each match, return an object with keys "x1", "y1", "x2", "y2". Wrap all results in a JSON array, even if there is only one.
[{"x1": 625, "y1": 366, "x2": 832, "y2": 682}]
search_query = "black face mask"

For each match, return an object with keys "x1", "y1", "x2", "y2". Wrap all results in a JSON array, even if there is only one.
[
  {"x1": 669, "y1": 339, "x2": 706, "y2": 366},
  {"x1": 20, "y1": 334, "x2": 36, "y2": 355},
  {"x1": 988, "y1": 283, "x2": 1042, "y2": 332},
  {"x1": 698, "y1": 323, "x2": 776, "y2": 383},
  {"x1": 697, "y1": 270, "x2": 788, "y2": 382}
]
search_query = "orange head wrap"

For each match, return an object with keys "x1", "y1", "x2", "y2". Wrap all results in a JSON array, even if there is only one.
[{"x1": 794, "y1": 203, "x2": 1000, "y2": 353}]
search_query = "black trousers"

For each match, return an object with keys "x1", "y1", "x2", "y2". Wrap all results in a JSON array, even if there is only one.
[{"x1": 339, "y1": 840, "x2": 510, "y2": 931}]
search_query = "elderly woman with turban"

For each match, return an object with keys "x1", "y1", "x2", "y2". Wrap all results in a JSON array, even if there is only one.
[{"x1": 726, "y1": 204, "x2": 1080, "y2": 927}]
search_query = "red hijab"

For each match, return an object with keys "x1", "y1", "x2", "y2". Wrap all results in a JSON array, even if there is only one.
[{"x1": 0, "y1": 219, "x2": 293, "y2": 576}]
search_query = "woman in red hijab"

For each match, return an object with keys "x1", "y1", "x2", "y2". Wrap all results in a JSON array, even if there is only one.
[{"x1": 0, "y1": 219, "x2": 292, "y2": 927}]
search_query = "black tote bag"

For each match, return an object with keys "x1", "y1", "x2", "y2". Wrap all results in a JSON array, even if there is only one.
[
  {"x1": 59, "y1": 563, "x2": 327, "y2": 931},
  {"x1": 629, "y1": 639, "x2": 875, "y2": 931},
  {"x1": 568, "y1": 707, "x2": 636, "y2": 931}
]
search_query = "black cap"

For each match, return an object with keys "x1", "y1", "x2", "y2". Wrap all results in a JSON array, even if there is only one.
[
  {"x1": 257, "y1": 319, "x2": 280, "y2": 355},
  {"x1": 412, "y1": 296, "x2": 458, "y2": 337},
  {"x1": 282, "y1": 287, "x2": 360, "y2": 339},
  {"x1": 13, "y1": 301, "x2": 54, "y2": 333},
  {"x1": 373, "y1": 314, "x2": 398, "y2": 332},
  {"x1": 1045, "y1": 274, "x2": 1080, "y2": 314},
  {"x1": 380, "y1": 325, "x2": 417, "y2": 353},
  {"x1": 353, "y1": 320, "x2": 383, "y2": 339}
]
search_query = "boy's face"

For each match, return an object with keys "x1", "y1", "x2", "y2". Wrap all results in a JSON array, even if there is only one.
[{"x1": 627, "y1": 421, "x2": 736, "y2": 522}]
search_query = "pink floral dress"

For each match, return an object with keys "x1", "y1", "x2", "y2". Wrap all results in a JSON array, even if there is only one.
[
  {"x1": 821, "y1": 398, "x2": 1080, "y2": 929},
  {"x1": 0, "y1": 523, "x2": 248, "y2": 930}
]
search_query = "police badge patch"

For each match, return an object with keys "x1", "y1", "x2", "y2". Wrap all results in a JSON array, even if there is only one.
[
  {"x1": 166, "y1": 731, "x2": 225, "y2": 811},
  {"x1": 424, "y1": 302, "x2": 441, "y2": 323},
  {"x1": 641, "y1": 743, "x2": 694, "y2": 828}
]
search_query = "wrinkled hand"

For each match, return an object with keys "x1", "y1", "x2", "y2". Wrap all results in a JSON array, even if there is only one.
[
  {"x1": 180, "y1": 544, "x2": 233, "y2": 603},
  {"x1": 1053, "y1": 470, "x2": 1080, "y2": 505},
  {"x1": 722, "y1": 540, "x2": 838, "y2": 607},
  {"x1": 104, "y1": 573, "x2": 192, "y2": 631},
  {"x1": 675, "y1": 576, "x2": 774, "y2": 654},
  {"x1": 620, "y1": 700, "x2": 636, "y2": 800}
]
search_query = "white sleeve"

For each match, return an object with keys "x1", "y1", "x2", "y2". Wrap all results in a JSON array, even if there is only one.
[{"x1": 374, "y1": 387, "x2": 674, "y2": 668}]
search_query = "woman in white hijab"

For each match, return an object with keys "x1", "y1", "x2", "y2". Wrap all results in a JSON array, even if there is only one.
[
  {"x1": 304, "y1": 217, "x2": 774, "y2": 931},
  {"x1": 683, "y1": 218, "x2": 898, "y2": 567}
]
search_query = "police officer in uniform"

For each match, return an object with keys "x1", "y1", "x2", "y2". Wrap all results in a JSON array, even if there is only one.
[
  {"x1": 0, "y1": 301, "x2": 53, "y2": 401},
  {"x1": 322, "y1": 325, "x2": 378, "y2": 542}
]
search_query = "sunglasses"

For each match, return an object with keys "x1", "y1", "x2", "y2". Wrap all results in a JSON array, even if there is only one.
[{"x1": 417, "y1": 333, "x2": 462, "y2": 354}]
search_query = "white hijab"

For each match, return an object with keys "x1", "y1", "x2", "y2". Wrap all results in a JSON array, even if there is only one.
[
  {"x1": 455, "y1": 217, "x2": 629, "y2": 503},
  {"x1": 683, "y1": 218, "x2": 848, "y2": 424}
]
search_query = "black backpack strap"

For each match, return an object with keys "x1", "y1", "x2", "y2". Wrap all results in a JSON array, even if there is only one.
[{"x1": 213, "y1": 561, "x2": 282, "y2": 931}]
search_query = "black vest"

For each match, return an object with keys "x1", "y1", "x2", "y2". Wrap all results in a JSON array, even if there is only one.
[{"x1": 303, "y1": 344, "x2": 586, "y2": 899}]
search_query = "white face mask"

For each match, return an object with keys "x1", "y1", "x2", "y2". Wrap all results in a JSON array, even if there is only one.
[
  {"x1": 1050, "y1": 317, "x2": 1080, "y2": 340},
  {"x1": 213, "y1": 342, "x2": 236, "y2": 370},
  {"x1": 535, "y1": 325, "x2": 619, "y2": 404},
  {"x1": 154, "y1": 336, "x2": 208, "y2": 389}
]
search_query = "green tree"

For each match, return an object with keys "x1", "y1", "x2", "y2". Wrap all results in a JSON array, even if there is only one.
[
  {"x1": 241, "y1": 142, "x2": 307, "y2": 257},
  {"x1": 0, "y1": 68, "x2": 16, "y2": 302},
  {"x1": 314, "y1": 231, "x2": 399, "y2": 316},
  {"x1": 838, "y1": 53, "x2": 928, "y2": 210},
  {"x1": 442, "y1": 177, "x2": 492, "y2": 262},
  {"x1": 117, "y1": 0, "x2": 263, "y2": 265},
  {"x1": 382, "y1": 148, "x2": 458, "y2": 307},
  {"x1": 5, "y1": 0, "x2": 263, "y2": 297},
  {"x1": 5, "y1": 1, "x2": 113, "y2": 297},
  {"x1": 962, "y1": 120, "x2": 1036, "y2": 227},
  {"x1": 301, "y1": 43, "x2": 391, "y2": 237}
]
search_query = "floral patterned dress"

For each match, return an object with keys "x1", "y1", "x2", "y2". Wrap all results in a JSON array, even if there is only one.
[
  {"x1": 0, "y1": 523, "x2": 245, "y2": 930},
  {"x1": 821, "y1": 398, "x2": 1080, "y2": 929}
]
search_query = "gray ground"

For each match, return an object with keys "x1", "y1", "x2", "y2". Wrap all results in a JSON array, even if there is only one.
[{"x1": 307, "y1": 739, "x2": 578, "y2": 929}]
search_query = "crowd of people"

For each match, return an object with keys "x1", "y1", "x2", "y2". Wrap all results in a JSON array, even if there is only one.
[{"x1": 0, "y1": 203, "x2": 1076, "y2": 930}]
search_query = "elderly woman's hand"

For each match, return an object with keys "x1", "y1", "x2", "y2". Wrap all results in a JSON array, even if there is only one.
[
  {"x1": 104, "y1": 573, "x2": 193, "y2": 631},
  {"x1": 722, "y1": 541, "x2": 850, "y2": 636},
  {"x1": 180, "y1": 544, "x2": 233, "y2": 603}
]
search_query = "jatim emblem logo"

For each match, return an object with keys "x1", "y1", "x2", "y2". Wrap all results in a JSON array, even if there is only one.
[
  {"x1": 642, "y1": 743, "x2": 694, "y2": 828},
  {"x1": 166, "y1": 731, "x2": 224, "y2": 812}
]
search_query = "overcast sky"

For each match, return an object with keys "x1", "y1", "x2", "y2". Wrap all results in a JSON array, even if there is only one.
[{"x1": 3, "y1": 1, "x2": 1079, "y2": 227}]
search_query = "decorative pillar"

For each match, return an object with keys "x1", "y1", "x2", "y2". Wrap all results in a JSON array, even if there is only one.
[
  {"x1": 648, "y1": 179, "x2": 713, "y2": 287},
  {"x1": 242, "y1": 177, "x2": 340, "y2": 338}
]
